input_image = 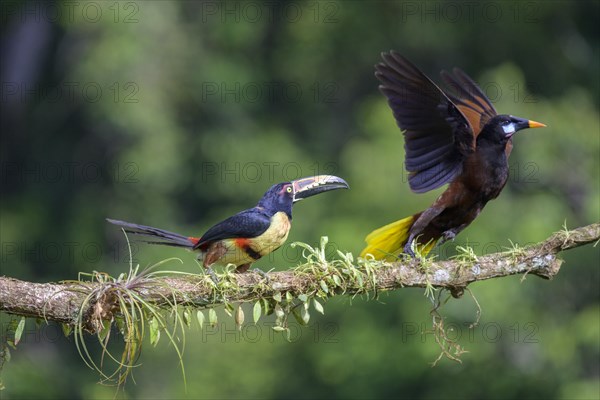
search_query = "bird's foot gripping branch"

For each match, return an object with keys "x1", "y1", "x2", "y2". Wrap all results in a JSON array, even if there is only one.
[{"x1": 0, "y1": 223, "x2": 598, "y2": 388}]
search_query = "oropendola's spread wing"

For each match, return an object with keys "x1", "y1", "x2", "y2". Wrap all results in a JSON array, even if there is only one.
[
  {"x1": 440, "y1": 68, "x2": 498, "y2": 138},
  {"x1": 376, "y1": 51, "x2": 477, "y2": 193},
  {"x1": 193, "y1": 208, "x2": 272, "y2": 250},
  {"x1": 440, "y1": 68, "x2": 509, "y2": 155}
]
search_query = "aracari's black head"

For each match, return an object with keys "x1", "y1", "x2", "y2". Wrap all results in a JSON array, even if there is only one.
[
  {"x1": 258, "y1": 182, "x2": 295, "y2": 218},
  {"x1": 257, "y1": 175, "x2": 349, "y2": 218},
  {"x1": 477, "y1": 115, "x2": 546, "y2": 149}
]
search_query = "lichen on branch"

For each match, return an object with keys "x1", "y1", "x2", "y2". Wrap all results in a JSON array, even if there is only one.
[
  {"x1": 1, "y1": 222, "x2": 598, "y2": 327},
  {"x1": 0, "y1": 222, "x2": 598, "y2": 386}
]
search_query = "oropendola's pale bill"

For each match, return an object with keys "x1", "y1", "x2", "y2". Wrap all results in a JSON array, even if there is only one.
[
  {"x1": 360, "y1": 51, "x2": 546, "y2": 259},
  {"x1": 109, "y1": 175, "x2": 348, "y2": 273}
]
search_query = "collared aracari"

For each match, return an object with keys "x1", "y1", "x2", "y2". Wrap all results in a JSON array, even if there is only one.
[
  {"x1": 361, "y1": 51, "x2": 546, "y2": 259},
  {"x1": 108, "y1": 175, "x2": 348, "y2": 273}
]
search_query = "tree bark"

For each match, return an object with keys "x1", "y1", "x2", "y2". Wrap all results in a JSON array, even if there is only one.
[{"x1": 1, "y1": 222, "x2": 598, "y2": 330}]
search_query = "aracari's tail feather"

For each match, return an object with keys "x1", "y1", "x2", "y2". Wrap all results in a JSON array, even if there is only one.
[
  {"x1": 106, "y1": 218, "x2": 196, "y2": 248},
  {"x1": 360, "y1": 215, "x2": 436, "y2": 260}
]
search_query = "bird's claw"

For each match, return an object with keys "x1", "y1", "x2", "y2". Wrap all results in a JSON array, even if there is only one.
[
  {"x1": 403, "y1": 241, "x2": 416, "y2": 258},
  {"x1": 205, "y1": 267, "x2": 219, "y2": 285},
  {"x1": 440, "y1": 230, "x2": 456, "y2": 245},
  {"x1": 252, "y1": 268, "x2": 270, "y2": 283}
]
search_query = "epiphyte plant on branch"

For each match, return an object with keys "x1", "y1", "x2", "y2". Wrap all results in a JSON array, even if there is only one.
[
  {"x1": 2, "y1": 222, "x2": 598, "y2": 389},
  {"x1": 108, "y1": 175, "x2": 349, "y2": 275},
  {"x1": 361, "y1": 51, "x2": 546, "y2": 259}
]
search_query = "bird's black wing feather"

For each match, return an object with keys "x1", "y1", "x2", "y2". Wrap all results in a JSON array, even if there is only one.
[
  {"x1": 376, "y1": 51, "x2": 474, "y2": 193},
  {"x1": 194, "y1": 208, "x2": 272, "y2": 249},
  {"x1": 440, "y1": 68, "x2": 498, "y2": 136}
]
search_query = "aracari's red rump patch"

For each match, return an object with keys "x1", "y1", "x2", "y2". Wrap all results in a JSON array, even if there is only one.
[
  {"x1": 235, "y1": 238, "x2": 251, "y2": 248},
  {"x1": 188, "y1": 237, "x2": 200, "y2": 245}
]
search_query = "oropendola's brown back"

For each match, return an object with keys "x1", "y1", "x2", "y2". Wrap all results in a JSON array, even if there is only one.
[
  {"x1": 360, "y1": 51, "x2": 546, "y2": 259},
  {"x1": 109, "y1": 175, "x2": 348, "y2": 273}
]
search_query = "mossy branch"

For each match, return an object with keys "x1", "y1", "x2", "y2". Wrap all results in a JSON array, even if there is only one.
[{"x1": 1, "y1": 222, "x2": 598, "y2": 329}]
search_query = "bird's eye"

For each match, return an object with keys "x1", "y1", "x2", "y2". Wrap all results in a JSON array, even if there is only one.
[{"x1": 286, "y1": 186, "x2": 292, "y2": 193}]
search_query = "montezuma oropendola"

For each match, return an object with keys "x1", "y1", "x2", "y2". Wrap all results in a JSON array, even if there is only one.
[
  {"x1": 109, "y1": 175, "x2": 348, "y2": 273},
  {"x1": 360, "y1": 51, "x2": 546, "y2": 259}
]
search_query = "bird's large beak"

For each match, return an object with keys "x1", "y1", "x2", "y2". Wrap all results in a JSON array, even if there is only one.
[
  {"x1": 291, "y1": 175, "x2": 349, "y2": 203},
  {"x1": 527, "y1": 120, "x2": 546, "y2": 129},
  {"x1": 512, "y1": 116, "x2": 547, "y2": 132}
]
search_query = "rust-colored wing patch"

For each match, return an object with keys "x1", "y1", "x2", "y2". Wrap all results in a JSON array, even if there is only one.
[{"x1": 440, "y1": 68, "x2": 497, "y2": 137}]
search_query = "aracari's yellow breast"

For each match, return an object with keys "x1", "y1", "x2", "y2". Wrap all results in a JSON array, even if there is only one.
[
  {"x1": 249, "y1": 212, "x2": 291, "y2": 256},
  {"x1": 207, "y1": 212, "x2": 291, "y2": 267}
]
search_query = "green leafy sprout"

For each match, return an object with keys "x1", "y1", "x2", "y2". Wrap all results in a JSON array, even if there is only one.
[{"x1": 1, "y1": 233, "x2": 493, "y2": 390}]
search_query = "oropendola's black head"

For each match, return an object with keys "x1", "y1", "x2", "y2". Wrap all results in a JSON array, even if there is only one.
[
  {"x1": 257, "y1": 175, "x2": 349, "y2": 218},
  {"x1": 477, "y1": 115, "x2": 546, "y2": 149}
]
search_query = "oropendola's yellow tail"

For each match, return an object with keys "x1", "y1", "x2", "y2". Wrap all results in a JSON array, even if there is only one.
[{"x1": 360, "y1": 215, "x2": 437, "y2": 260}]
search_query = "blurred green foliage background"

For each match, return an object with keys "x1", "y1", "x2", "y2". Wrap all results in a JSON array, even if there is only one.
[{"x1": 1, "y1": 0, "x2": 598, "y2": 398}]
